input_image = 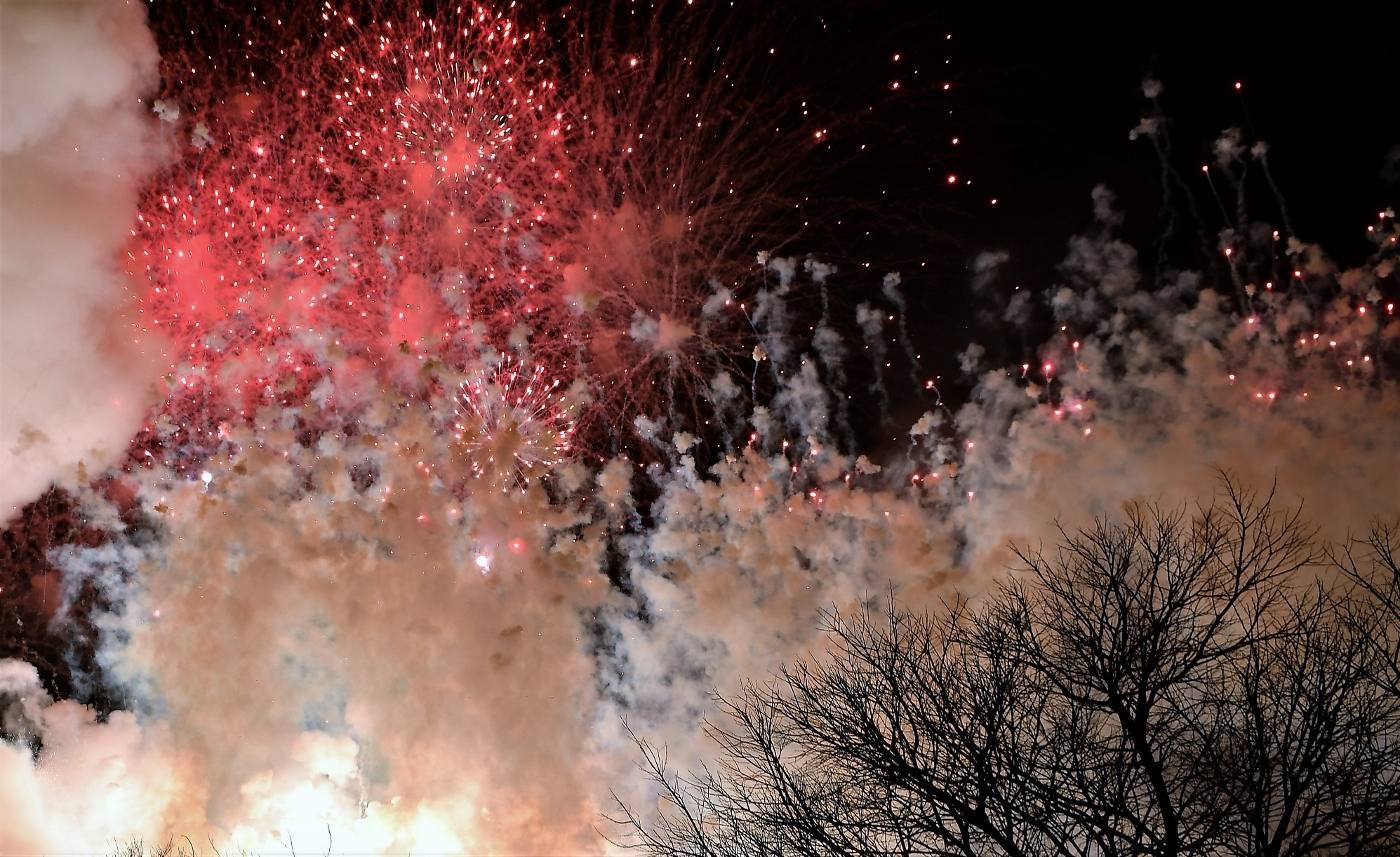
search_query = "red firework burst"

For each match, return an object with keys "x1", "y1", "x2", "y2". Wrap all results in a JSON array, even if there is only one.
[
  {"x1": 318, "y1": 3, "x2": 569, "y2": 338},
  {"x1": 538, "y1": 1, "x2": 834, "y2": 441},
  {"x1": 129, "y1": 3, "x2": 572, "y2": 458},
  {"x1": 129, "y1": 0, "x2": 839, "y2": 466}
]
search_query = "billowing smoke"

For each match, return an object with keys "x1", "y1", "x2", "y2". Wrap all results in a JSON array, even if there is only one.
[
  {"x1": 6, "y1": 185, "x2": 1395, "y2": 853},
  {"x1": 0, "y1": 0, "x2": 167, "y2": 523},
  {"x1": 953, "y1": 187, "x2": 1400, "y2": 576}
]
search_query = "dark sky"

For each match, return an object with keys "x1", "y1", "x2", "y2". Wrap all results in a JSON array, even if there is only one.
[
  {"x1": 784, "y1": 6, "x2": 1400, "y2": 430},
  {"x1": 943, "y1": 14, "x2": 1397, "y2": 269}
]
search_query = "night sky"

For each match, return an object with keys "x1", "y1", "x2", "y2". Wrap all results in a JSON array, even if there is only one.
[
  {"x1": 827, "y1": 8, "x2": 1399, "y2": 400},
  {"x1": 135, "y1": 2, "x2": 1400, "y2": 405}
]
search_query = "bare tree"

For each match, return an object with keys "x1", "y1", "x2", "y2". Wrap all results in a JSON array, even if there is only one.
[
  {"x1": 610, "y1": 483, "x2": 1400, "y2": 856},
  {"x1": 1336, "y1": 523, "x2": 1400, "y2": 700}
]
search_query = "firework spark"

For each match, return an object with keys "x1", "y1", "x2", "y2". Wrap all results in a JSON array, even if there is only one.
[{"x1": 453, "y1": 354, "x2": 579, "y2": 487}]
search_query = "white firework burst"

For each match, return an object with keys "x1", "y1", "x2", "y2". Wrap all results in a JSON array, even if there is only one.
[{"x1": 454, "y1": 355, "x2": 579, "y2": 488}]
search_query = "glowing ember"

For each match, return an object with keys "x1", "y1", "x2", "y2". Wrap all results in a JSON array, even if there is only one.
[{"x1": 453, "y1": 354, "x2": 577, "y2": 486}]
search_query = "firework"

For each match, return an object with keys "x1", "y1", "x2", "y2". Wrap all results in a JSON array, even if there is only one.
[
  {"x1": 127, "y1": 0, "x2": 857, "y2": 468},
  {"x1": 318, "y1": 3, "x2": 570, "y2": 341},
  {"x1": 540, "y1": 1, "x2": 847, "y2": 442},
  {"x1": 127, "y1": 2, "x2": 573, "y2": 462},
  {"x1": 453, "y1": 354, "x2": 579, "y2": 488},
  {"x1": 8, "y1": 3, "x2": 1400, "y2": 849}
]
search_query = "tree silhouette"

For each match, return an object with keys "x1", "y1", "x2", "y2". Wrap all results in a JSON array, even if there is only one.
[{"x1": 611, "y1": 483, "x2": 1400, "y2": 857}]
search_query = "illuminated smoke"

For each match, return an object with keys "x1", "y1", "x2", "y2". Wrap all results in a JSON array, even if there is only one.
[
  {"x1": 952, "y1": 187, "x2": 1400, "y2": 574},
  {"x1": 2, "y1": 5, "x2": 1398, "y2": 856},
  {"x1": 0, "y1": 0, "x2": 166, "y2": 522},
  {"x1": 6, "y1": 206, "x2": 1398, "y2": 853}
]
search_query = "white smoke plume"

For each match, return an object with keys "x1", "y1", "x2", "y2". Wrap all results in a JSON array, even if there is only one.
[
  {"x1": 4, "y1": 408, "x2": 626, "y2": 853},
  {"x1": 970, "y1": 250, "x2": 1010, "y2": 293},
  {"x1": 856, "y1": 301, "x2": 890, "y2": 421},
  {"x1": 6, "y1": 185, "x2": 1398, "y2": 855},
  {"x1": 805, "y1": 257, "x2": 852, "y2": 440},
  {"x1": 754, "y1": 253, "x2": 798, "y2": 376},
  {"x1": 0, "y1": 0, "x2": 167, "y2": 523},
  {"x1": 881, "y1": 272, "x2": 925, "y2": 388},
  {"x1": 952, "y1": 187, "x2": 1400, "y2": 574}
]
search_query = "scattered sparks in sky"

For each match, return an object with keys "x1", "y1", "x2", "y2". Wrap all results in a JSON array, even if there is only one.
[{"x1": 454, "y1": 354, "x2": 578, "y2": 487}]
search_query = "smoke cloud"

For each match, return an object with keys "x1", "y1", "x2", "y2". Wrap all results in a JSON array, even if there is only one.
[{"x1": 0, "y1": 0, "x2": 167, "y2": 523}]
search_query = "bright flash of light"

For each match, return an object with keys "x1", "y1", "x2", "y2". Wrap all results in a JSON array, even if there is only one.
[{"x1": 453, "y1": 354, "x2": 577, "y2": 487}]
